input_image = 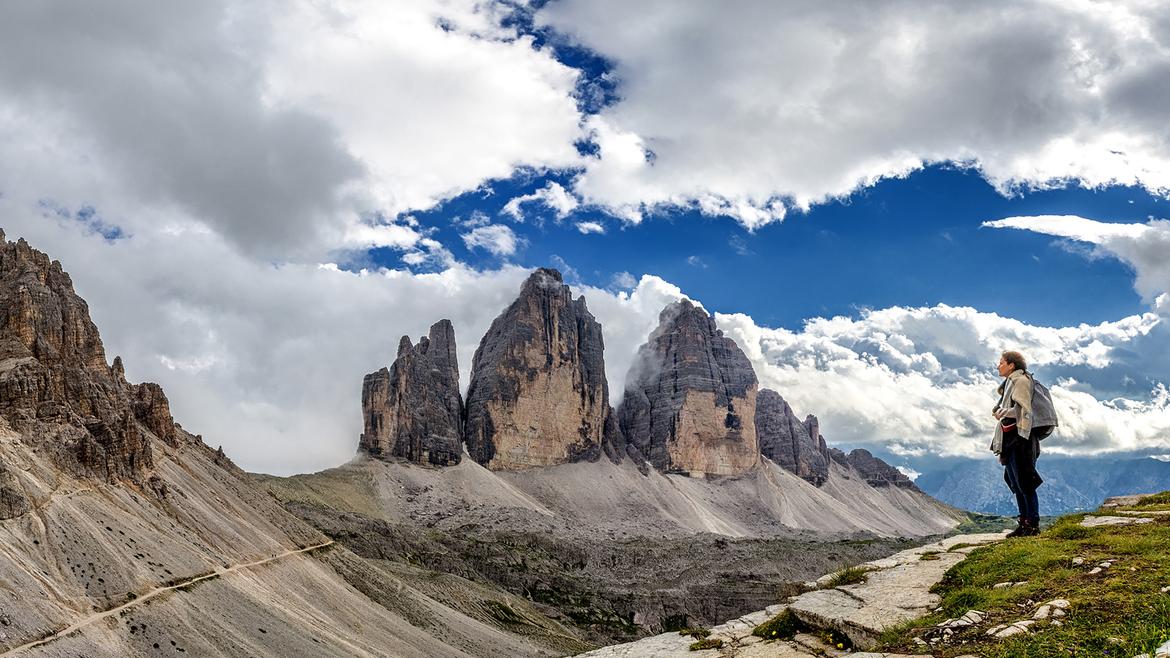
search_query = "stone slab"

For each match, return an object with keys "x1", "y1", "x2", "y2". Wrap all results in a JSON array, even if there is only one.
[{"x1": 1080, "y1": 515, "x2": 1154, "y2": 527}]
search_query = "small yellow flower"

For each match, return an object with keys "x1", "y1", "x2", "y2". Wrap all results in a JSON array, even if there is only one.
[{"x1": 837, "y1": 643, "x2": 844, "y2": 649}]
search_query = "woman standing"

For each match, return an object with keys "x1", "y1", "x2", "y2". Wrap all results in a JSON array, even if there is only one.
[{"x1": 991, "y1": 350, "x2": 1043, "y2": 537}]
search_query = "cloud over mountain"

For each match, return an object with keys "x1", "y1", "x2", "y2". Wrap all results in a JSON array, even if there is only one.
[{"x1": 539, "y1": 0, "x2": 1170, "y2": 226}]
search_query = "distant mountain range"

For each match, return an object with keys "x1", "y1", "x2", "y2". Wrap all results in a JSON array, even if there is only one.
[{"x1": 916, "y1": 456, "x2": 1170, "y2": 515}]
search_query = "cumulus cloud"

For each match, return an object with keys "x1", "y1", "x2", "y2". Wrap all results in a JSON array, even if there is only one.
[
  {"x1": 539, "y1": 0, "x2": 1170, "y2": 227},
  {"x1": 985, "y1": 215, "x2": 1170, "y2": 307},
  {"x1": 0, "y1": 0, "x2": 583, "y2": 260},
  {"x1": 501, "y1": 181, "x2": 581, "y2": 222},
  {"x1": 462, "y1": 224, "x2": 523, "y2": 256},
  {"x1": 575, "y1": 221, "x2": 606, "y2": 234},
  {"x1": 717, "y1": 302, "x2": 1169, "y2": 460}
]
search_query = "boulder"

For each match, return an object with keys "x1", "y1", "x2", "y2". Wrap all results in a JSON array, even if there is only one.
[
  {"x1": 359, "y1": 320, "x2": 463, "y2": 466},
  {"x1": 618, "y1": 300, "x2": 759, "y2": 476},
  {"x1": 464, "y1": 269, "x2": 617, "y2": 470},
  {"x1": 755, "y1": 390, "x2": 829, "y2": 485}
]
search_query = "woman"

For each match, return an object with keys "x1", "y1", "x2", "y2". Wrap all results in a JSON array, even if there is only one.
[{"x1": 991, "y1": 350, "x2": 1042, "y2": 537}]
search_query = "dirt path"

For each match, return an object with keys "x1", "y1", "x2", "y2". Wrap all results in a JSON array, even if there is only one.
[{"x1": 2, "y1": 540, "x2": 335, "y2": 656}]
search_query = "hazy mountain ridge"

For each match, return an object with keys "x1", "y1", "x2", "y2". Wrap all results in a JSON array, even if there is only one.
[{"x1": 917, "y1": 456, "x2": 1170, "y2": 515}]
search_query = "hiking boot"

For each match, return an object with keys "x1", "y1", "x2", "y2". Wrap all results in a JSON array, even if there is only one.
[{"x1": 1007, "y1": 520, "x2": 1038, "y2": 538}]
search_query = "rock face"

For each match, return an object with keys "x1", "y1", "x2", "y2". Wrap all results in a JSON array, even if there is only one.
[
  {"x1": 359, "y1": 320, "x2": 463, "y2": 466},
  {"x1": 755, "y1": 390, "x2": 830, "y2": 485},
  {"x1": 0, "y1": 231, "x2": 176, "y2": 484},
  {"x1": 831, "y1": 448, "x2": 919, "y2": 490},
  {"x1": 464, "y1": 269, "x2": 616, "y2": 470},
  {"x1": 618, "y1": 300, "x2": 759, "y2": 476}
]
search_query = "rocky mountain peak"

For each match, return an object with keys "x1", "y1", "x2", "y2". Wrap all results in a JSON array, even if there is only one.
[
  {"x1": 618, "y1": 299, "x2": 760, "y2": 475},
  {"x1": 755, "y1": 390, "x2": 830, "y2": 486},
  {"x1": 0, "y1": 232, "x2": 179, "y2": 484},
  {"x1": 463, "y1": 268, "x2": 617, "y2": 470},
  {"x1": 359, "y1": 319, "x2": 463, "y2": 466},
  {"x1": 831, "y1": 448, "x2": 919, "y2": 490}
]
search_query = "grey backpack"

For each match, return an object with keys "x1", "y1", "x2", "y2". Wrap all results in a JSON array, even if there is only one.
[{"x1": 1028, "y1": 373, "x2": 1059, "y2": 440}]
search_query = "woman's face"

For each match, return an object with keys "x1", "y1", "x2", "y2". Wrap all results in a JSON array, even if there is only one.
[{"x1": 997, "y1": 356, "x2": 1014, "y2": 378}]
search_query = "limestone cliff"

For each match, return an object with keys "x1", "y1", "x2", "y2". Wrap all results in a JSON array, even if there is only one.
[
  {"x1": 755, "y1": 390, "x2": 830, "y2": 485},
  {"x1": 359, "y1": 319, "x2": 463, "y2": 466},
  {"x1": 618, "y1": 300, "x2": 759, "y2": 476},
  {"x1": 0, "y1": 230, "x2": 178, "y2": 484},
  {"x1": 463, "y1": 268, "x2": 617, "y2": 470}
]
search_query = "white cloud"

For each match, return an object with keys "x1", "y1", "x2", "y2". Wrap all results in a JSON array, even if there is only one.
[
  {"x1": 501, "y1": 181, "x2": 581, "y2": 222},
  {"x1": 539, "y1": 1, "x2": 1170, "y2": 228},
  {"x1": 461, "y1": 224, "x2": 522, "y2": 256},
  {"x1": 0, "y1": 0, "x2": 583, "y2": 260},
  {"x1": 985, "y1": 215, "x2": 1170, "y2": 307},
  {"x1": 609, "y1": 271, "x2": 636, "y2": 289},
  {"x1": 575, "y1": 221, "x2": 606, "y2": 234},
  {"x1": 716, "y1": 301, "x2": 1170, "y2": 461},
  {"x1": 896, "y1": 466, "x2": 921, "y2": 481}
]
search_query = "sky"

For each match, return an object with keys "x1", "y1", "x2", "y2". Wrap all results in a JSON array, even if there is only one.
[{"x1": 1, "y1": 0, "x2": 1168, "y2": 475}]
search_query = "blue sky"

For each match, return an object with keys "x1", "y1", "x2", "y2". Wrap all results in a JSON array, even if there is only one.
[
  {"x1": 393, "y1": 164, "x2": 1157, "y2": 330},
  {"x1": 2, "y1": 0, "x2": 1169, "y2": 474}
]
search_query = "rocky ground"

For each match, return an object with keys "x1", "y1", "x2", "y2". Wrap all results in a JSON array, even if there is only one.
[
  {"x1": 257, "y1": 456, "x2": 965, "y2": 647},
  {"x1": 575, "y1": 532, "x2": 1008, "y2": 657}
]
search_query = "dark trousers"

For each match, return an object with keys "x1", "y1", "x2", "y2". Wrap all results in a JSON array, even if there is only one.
[{"x1": 1003, "y1": 439, "x2": 1041, "y2": 525}]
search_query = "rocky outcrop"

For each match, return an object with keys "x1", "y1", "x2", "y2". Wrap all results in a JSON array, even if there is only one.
[
  {"x1": 0, "y1": 230, "x2": 176, "y2": 484},
  {"x1": 831, "y1": 448, "x2": 919, "y2": 490},
  {"x1": 359, "y1": 320, "x2": 463, "y2": 466},
  {"x1": 464, "y1": 269, "x2": 617, "y2": 470},
  {"x1": 618, "y1": 300, "x2": 759, "y2": 476},
  {"x1": 755, "y1": 390, "x2": 830, "y2": 486}
]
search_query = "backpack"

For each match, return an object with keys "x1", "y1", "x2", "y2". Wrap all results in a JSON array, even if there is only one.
[{"x1": 1028, "y1": 373, "x2": 1059, "y2": 440}]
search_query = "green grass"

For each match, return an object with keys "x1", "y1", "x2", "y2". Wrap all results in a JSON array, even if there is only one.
[
  {"x1": 688, "y1": 637, "x2": 723, "y2": 651},
  {"x1": 824, "y1": 565, "x2": 870, "y2": 588},
  {"x1": 920, "y1": 551, "x2": 942, "y2": 561},
  {"x1": 1136, "y1": 492, "x2": 1170, "y2": 507},
  {"x1": 874, "y1": 503, "x2": 1170, "y2": 658},
  {"x1": 752, "y1": 608, "x2": 802, "y2": 640}
]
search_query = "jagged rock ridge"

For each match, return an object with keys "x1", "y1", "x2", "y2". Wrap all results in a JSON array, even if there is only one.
[
  {"x1": 0, "y1": 230, "x2": 178, "y2": 490},
  {"x1": 755, "y1": 389, "x2": 830, "y2": 485},
  {"x1": 463, "y1": 268, "x2": 617, "y2": 470},
  {"x1": 830, "y1": 447, "x2": 919, "y2": 490},
  {"x1": 359, "y1": 319, "x2": 463, "y2": 466},
  {"x1": 618, "y1": 299, "x2": 760, "y2": 476}
]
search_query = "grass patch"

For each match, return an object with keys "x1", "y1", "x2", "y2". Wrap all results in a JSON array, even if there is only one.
[
  {"x1": 825, "y1": 565, "x2": 870, "y2": 588},
  {"x1": 920, "y1": 551, "x2": 942, "y2": 561},
  {"x1": 677, "y1": 628, "x2": 710, "y2": 639},
  {"x1": 752, "y1": 608, "x2": 802, "y2": 640},
  {"x1": 957, "y1": 512, "x2": 1016, "y2": 533},
  {"x1": 1136, "y1": 491, "x2": 1170, "y2": 507},
  {"x1": 874, "y1": 511, "x2": 1170, "y2": 657},
  {"x1": 688, "y1": 637, "x2": 723, "y2": 651}
]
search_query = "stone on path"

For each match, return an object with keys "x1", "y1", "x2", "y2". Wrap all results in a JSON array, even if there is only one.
[{"x1": 1080, "y1": 515, "x2": 1154, "y2": 527}]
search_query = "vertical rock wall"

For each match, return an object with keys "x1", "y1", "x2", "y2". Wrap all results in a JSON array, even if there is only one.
[
  {"x1": 755, "y1": 390, "x2": 830, "y2": 485},
  {"x1": 359, "y1": 320, "x2": 463, "y2": 466},
  {"x1": 0, "y1": 231, "x2": 176, "y2": 483},
  {"x1": 617, "y1": 300, "x2": 759, "y2": 476},
  {"x1": 463, "y1": 269, "x2": 616, "y2": 470}
]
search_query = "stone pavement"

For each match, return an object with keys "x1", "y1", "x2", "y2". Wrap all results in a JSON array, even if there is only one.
[{"x1": 576, "y1": 533, "x2": 1006, "y2": 657}]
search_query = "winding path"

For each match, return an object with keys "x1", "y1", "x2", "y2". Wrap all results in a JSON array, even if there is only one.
[{"x1": 2, "y1": 540, "x2": 335, "y2": 656}]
